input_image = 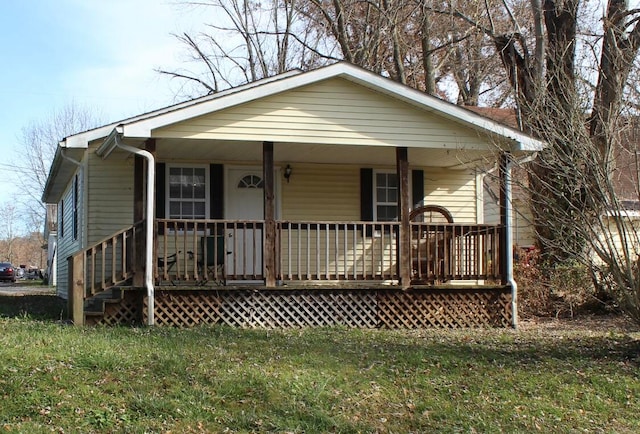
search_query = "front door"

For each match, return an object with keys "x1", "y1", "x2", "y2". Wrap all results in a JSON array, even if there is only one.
[{"x1": 225, "y1": 167, "x2": 266, "y2": 279}]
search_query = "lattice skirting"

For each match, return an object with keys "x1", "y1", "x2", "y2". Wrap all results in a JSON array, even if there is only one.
[{"x1": 126, "y1": 288, "x2": 513, "y2": 328}]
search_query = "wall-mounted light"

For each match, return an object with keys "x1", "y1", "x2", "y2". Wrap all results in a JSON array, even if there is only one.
[{"x1": 284, "y1": 164, "x2": 292, "y2": 183}]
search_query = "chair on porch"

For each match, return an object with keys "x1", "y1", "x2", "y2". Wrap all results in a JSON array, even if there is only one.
[
  {"x1": 198, "y1": 235, "x2": 226, "y2": 285},
  {"x1": 157, "y1": 251, "x2": 181, "y2": 285},
  {"x1": 410, "y1": 205, "x2": 454, "y2": 283}
]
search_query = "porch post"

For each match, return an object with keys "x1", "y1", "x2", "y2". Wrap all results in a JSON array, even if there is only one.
[
  {"x1": 132, "y1": 155, "x2": 144, "y2": 287},
  {"x1": 132, "y1": 139, "x2": 156, "y2": 288},
  {"x1": 263, "y1": 141, "x2": 277, "y2": 287},
  {"x1": 69, "y1": 254, "x2": 85, "y2": 326},
  {"x1": 397, "y1": 147, "x2": 411, "y2": 289}
]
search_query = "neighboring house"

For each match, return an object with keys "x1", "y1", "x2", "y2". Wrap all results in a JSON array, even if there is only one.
[
  {"x1": 41, "y1": 62, "x2": 544, "y2": 327},
  {"x1": 43, "y1": 203, "x2": 58, "y2": 286}
]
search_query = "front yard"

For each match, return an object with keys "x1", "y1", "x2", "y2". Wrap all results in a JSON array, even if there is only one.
[{"x1": 0, "y1": 294, "x2": 638, "y2": 433}]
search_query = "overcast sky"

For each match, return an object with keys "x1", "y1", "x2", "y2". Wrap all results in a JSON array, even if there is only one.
[{"x1": 0, "y1": 0, "x2": 207, "y2": 206}]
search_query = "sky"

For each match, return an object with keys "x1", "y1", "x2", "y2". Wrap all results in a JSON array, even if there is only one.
[{"x1": 0, "y1": 0, "x2": 207, "y2": 205}]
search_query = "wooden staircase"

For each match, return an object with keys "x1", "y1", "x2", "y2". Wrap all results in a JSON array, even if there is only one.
[
  {"x1": 84, "y1": 287, "x2": 124, "y2": 323},
  {"x1": 69, "y1": 222, "x2": 143, "y2": 325}
]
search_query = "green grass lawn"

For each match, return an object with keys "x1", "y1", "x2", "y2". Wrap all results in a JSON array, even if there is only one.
[{"x1": 1, "y1": 295, "x2": 639, "y2": 433}]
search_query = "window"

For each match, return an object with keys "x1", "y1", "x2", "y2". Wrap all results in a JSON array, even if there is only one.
[
  {"x1": 59, "y1": 199, "x2": 64, "y2": 238},
  {"x1": 374, "y1": 171, "x2": 398, "y2": 221},
  {"x1": 237, "y1": 174, "x2": 263, "y2": 189},
  {"x1": 73, "y1": 175, "x2": 79, "y2": 240},
  {"x1": 167, "y1": 165, "x2": 208, "y2": 219}
]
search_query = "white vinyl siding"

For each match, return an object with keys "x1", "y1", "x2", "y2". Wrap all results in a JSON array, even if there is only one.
[
  {"x1": 86, "y1": 142, "x2": 134, "y2": 245},
  {"x1": 281, "y1": 164, "x2": 360, "y2": 221},
  {"x1": 280, "y1": 164, "x2": 478, "y2": 224},
  {"x1": 153, "y1": 78, "x2": 491, "y2": 150},
  {"x1": 423, "y1": 168, "x2": 478, "y2": 223}
]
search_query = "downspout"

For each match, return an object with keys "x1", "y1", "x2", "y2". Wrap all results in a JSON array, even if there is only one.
[
  {"x1": 503, "y1": 153, "x2": 518, "y2": 328},
  {"x1": 486, "y1": 151, "x2": 536, "y2": 328},
  {"x1": 113, "y1": 134, "x2": 156, "y2": 326}
]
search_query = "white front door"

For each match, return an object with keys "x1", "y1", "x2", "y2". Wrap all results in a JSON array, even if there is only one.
[{"x1": 225, "y1": 167, "x2": 267, "y2": 279}]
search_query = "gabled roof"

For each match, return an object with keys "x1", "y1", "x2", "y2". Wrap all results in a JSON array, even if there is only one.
[
  {"x1": 97, "y1": 62, "x2": 544, "y2": 156},
  {"x1": 43, "y1": 62, "x2": 545, "y2": 203}
]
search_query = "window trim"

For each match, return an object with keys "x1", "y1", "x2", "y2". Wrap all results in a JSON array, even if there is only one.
[
  {"x1": 165, "y1": 164, "x2": 210, "y2": 220},
  {"x1": 373, "y1": 170, "x2": 399, "y2": 222}
]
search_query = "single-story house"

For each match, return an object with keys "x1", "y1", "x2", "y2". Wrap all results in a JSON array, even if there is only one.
[{"x1": 41, "y1": 62, "x2": 544, "y2": 327}]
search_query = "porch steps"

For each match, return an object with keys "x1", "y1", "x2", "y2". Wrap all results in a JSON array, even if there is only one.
[{"x1": 84, "y1": 287, "x2": 125, "y2": 320}]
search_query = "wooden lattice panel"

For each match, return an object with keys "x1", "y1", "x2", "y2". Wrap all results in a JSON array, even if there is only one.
[
  {"x1": 377, "y1": 289, "x2": 511, "y2": 328},
  {"x1": 215, "y1": 290, "x2": 378, "y2": 328},
  {"x1": 147, "y1": 291, "x2": 222, "y2": 327},
  {"x1": 134, "y1": 288, "x2": 511, "y2": 328}
]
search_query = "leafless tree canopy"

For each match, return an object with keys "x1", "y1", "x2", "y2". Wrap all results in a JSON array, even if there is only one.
[
  {"x1": 5, "y1": 103, "x2": 104, "y2": 268},
  {"x1": 163, "y1": 0, "x2": 640, "y2": 318}
]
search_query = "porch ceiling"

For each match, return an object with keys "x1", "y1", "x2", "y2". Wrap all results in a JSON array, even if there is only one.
[{"x1": 153, "y1": 138, "x2": 497, "y2": 169}]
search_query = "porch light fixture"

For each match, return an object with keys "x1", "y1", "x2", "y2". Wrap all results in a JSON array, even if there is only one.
[{"x1": 284, "y1": 164, "x2": 292, "y2": 183}]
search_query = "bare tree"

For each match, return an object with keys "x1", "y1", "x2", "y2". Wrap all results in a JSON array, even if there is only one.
[
  {"x1": 457, "y1": 0, "x2": 640, "y2": 319},
  {"x1": 159, "y1": 0, "x2": 328, "y2": 97},
  {"x1": 162, "y1": 0, "x2": 512, "y2": 104},
  {"x1": 15, "y1": 103, "x2": 103, "y2": 213},
  {"x1": 0, "y1": 201, "x2": 23, "y2": 264},
  {"x1": 12, "y1": 103, "x2": 103, "y2": 266}
]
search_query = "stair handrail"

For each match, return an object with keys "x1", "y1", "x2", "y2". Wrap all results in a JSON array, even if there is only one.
[{"x1": 69, "y1": 221, "x2": 144, "y2": 325}]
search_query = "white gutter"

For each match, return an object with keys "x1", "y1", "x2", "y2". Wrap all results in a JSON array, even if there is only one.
[
  {"x1": 112, "y1": 132, "x2": 156, "y2": 326},
  {"x1": 60, "y1": 147, "x2": 83, "y2": 166},
  {"x1": 503, "y1": 153, "x2": 518, "y2": 328}
]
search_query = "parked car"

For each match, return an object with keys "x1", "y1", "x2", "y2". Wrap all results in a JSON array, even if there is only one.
[
  {"x1": 15, "y1": 267, "x2": 25, "y2": 279},
  {"x1": 0, "y1": 263, "x2": 16, "y2": 283}
]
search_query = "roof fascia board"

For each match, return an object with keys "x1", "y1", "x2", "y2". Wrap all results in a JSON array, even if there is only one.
[
  {"x1": 63, "y1": 124, "x2": 120, "y2": 148},
  {"x1": 42, "y1": 147, "x2": 64, "y2": 202},
  {"x1": 41, "y1": 147, "x2": 85, "y2": 203}
]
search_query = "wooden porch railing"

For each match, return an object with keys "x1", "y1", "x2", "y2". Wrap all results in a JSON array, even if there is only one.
[
  {"x1": 156, "y1": 219, "x2": 266, "y2": 283},
  {"x1": 68, "y1": 221, "x2": 143, "y2": 324},
  {"x1": 411, "y1": 223, "x2": 503, "y2": 282},
  {"x1": 154, "y1": 219, "x2": 503, "y2": 285},
  {"x1": 278, "y1": 221, "x2": 400, "y2": 281}
]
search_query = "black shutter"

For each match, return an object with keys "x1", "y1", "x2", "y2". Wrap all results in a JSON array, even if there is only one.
[
  {"x1": 360, "y1": 168, "x2": 374, "y2": 236},
  {"x1": 156, "y1": 163, "x2": 166, "y2": 219},
  {"x1": 155, "y1": 163, "x2": 166, "y2": 234},
  {"x1": 360, "y1": 168, "x2": 373, "y2": 221},
  {"x1": 210, "y1": 164, "x2": 224, "y2": 219},
  {"x1": 412, "y1": 169, "x2": 424, "y2": 209}
]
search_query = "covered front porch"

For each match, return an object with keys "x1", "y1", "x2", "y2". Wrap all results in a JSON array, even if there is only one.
[
  {"x1": 61, "y1": 64, "x2": 543, "y2": 326},
  {"x1": 69, "y1": 142, "x2": 512, "y2": 327}
]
